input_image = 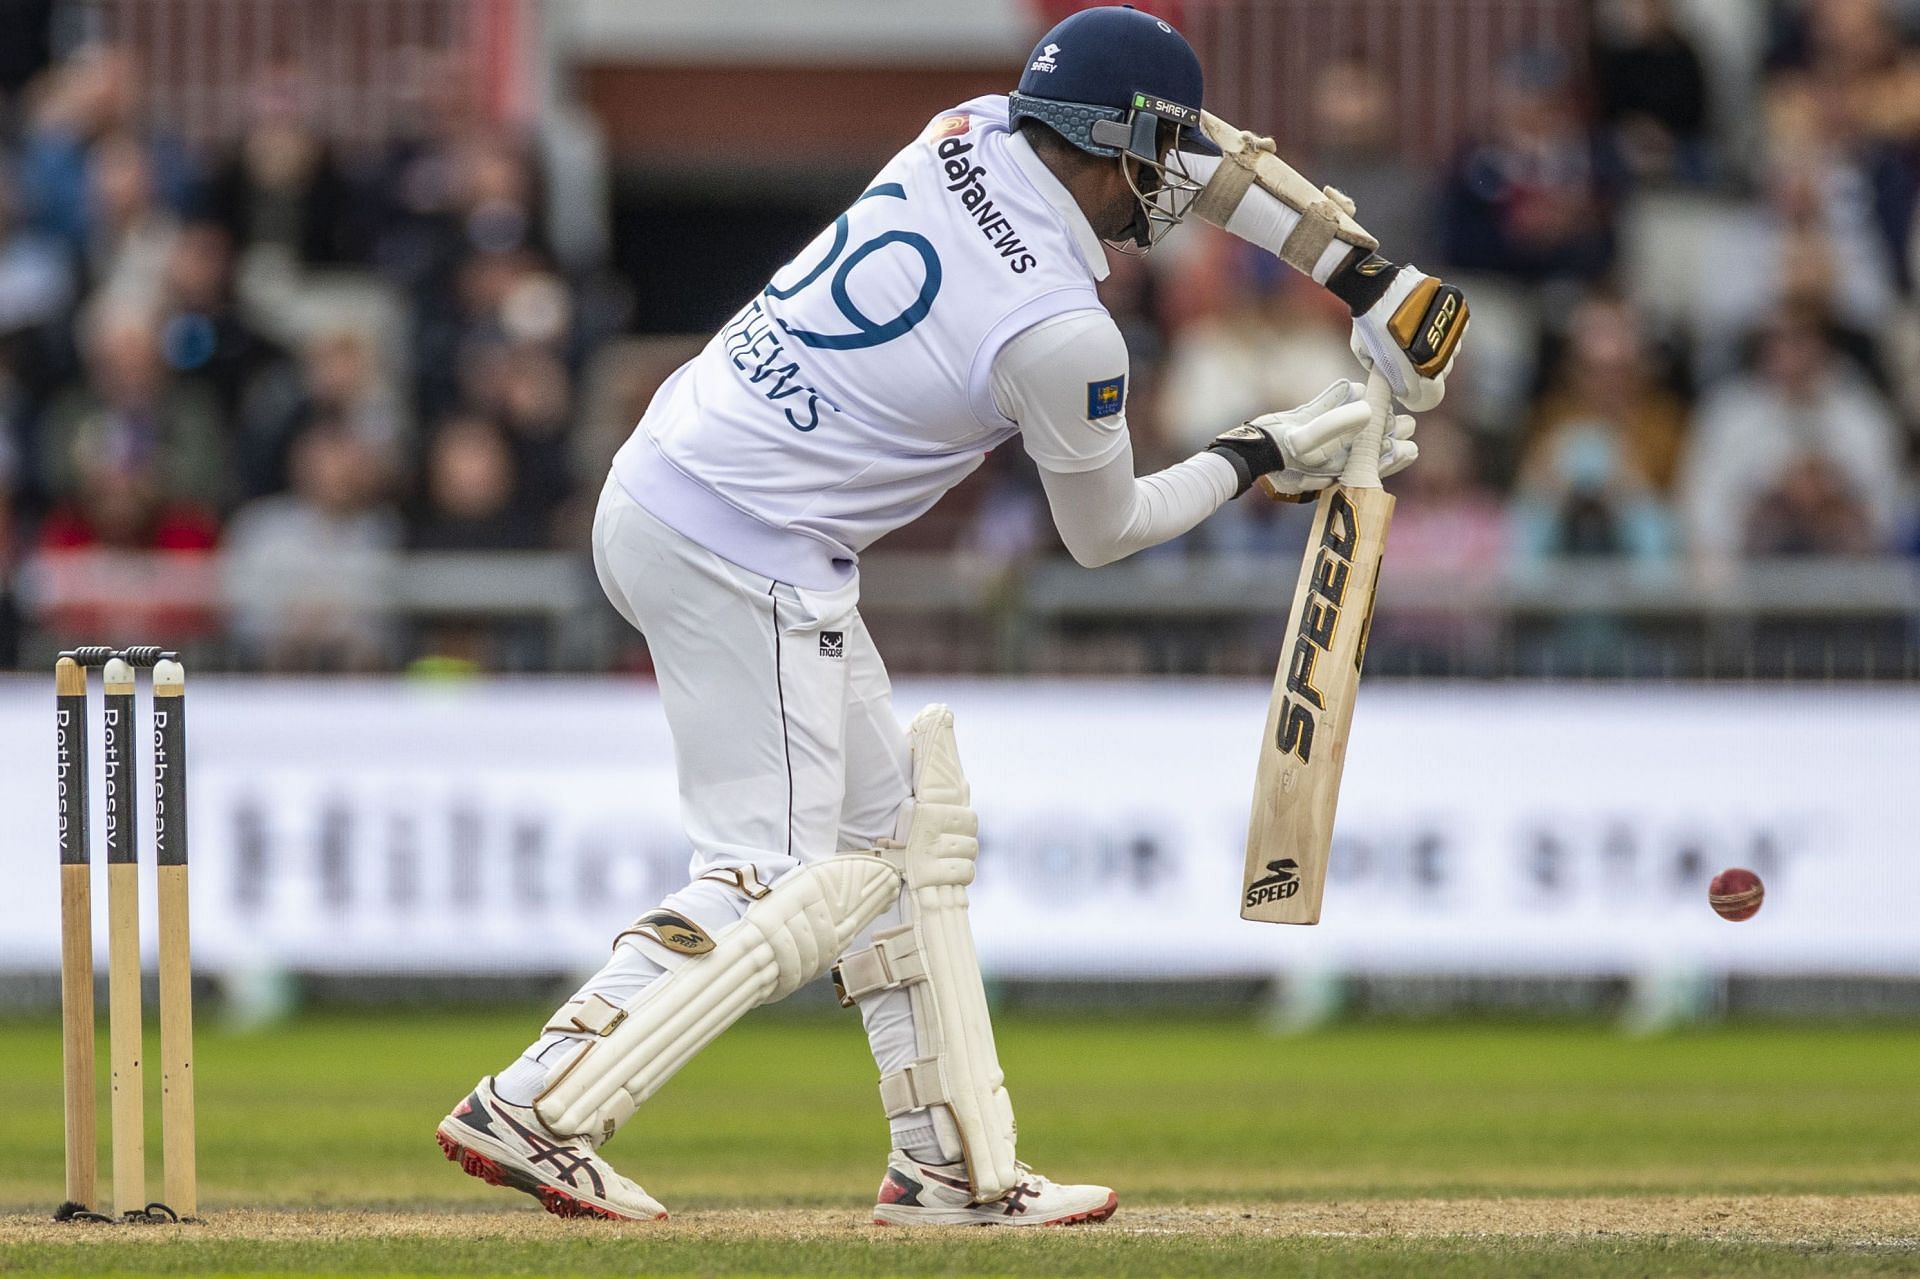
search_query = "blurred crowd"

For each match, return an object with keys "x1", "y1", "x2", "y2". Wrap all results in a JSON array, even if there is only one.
[
  {"x1": 0, "y1": 37, "x2": 628, "y2": 665},
  {"x1": 958, "y1": 0, "x2": 1920, "y2": 586},
  {"x1": 1, "y1": 0, "x2": 1918, "y2": 669}
]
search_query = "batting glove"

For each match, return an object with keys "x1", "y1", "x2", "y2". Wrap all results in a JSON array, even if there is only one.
[
  {"x1": 1326, "y1": 256, "x2": 1469, "y2": 413},
  {"x1": 1207, "y1": 379, "x2": 1417, "y2": 500}
]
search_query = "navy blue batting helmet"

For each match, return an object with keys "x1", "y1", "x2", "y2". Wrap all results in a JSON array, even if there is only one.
[{"x1": 1009, "y1": 5, "x2": 1216, "y2": 160}]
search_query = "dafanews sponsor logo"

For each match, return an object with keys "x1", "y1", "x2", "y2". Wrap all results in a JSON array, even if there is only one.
[
  {"x1": 936, "y1": 137, "x2": 1038, "y2": 274},
  {"x1": 1245, "y1": 858, "x2": 1301, "y2": 909},
  {"x1": 1274, "y1": 492, "x2": 1363, "y2": 766}
]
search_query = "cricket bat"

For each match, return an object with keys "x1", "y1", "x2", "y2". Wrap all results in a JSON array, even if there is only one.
[{"x1": 1240, "y1": 371, "x2": 1397, "y2": 924}]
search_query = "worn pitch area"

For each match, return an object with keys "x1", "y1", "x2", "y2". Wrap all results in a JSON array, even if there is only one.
[{"x1": 6, "y1": 1195, "x2": 1918, "y2": 1244}]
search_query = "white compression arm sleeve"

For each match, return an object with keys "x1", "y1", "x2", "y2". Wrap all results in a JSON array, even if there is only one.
[
  {"x1": 1180, "y1": 153, "x2": 1355, "y2": 285},
  {"x1": 994, "y1": 311, "x2": 1237, "y2": 568},
  {"x1": 1037, "y1": 445, "x2": 1237, "y2": 568}
]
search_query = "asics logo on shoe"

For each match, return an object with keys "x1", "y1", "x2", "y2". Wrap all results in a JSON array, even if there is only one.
[
  {"x1": 1001, "y1": 1182, "x2": 1040, "y2": 1216},
  {"x1": 499, "y1": 1108, "x2": 607, "y2": 1197}
]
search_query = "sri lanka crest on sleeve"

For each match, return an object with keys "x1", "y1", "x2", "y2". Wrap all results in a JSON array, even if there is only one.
[{"x1": 1086, "y1": 375, "x2": 1126, "y2": 421}]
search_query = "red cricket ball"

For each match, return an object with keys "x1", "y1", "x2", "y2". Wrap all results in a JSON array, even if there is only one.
[{"x1": 1709, "y1": 868, "x2": 1765, "y2": 922}]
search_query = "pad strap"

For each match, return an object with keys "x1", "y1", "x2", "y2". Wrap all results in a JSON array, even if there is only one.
[
  {"x1": 544, "y1": 993, "x2": 626, "y2": 1036},
  {"x1": 879, "y1": 1060, "x2": 949, "y2": 1116},
  {"x1": 833, "y1": 924, "x2": 927, "y2": 1007},
  {"x1": 697, "y1": 865, "x2": 773, "y2": 900}
]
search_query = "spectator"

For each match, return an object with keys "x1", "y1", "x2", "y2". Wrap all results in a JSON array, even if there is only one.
[
  {"x1": 1592, "y1": 0, "x2": 1713, "y2": 182},
  {"x1": 37, "y1": 444, "x2": 217, "y2": 552},
  {"x1": 0, "y1": 171, "x2": 75, "y2": 337},
  {"x1": 1766, "y1": 0, "x2": 1920, "y2": 292},
  {"x1": 1441, "y1": 50, "x2": 1622, "y2": 283},
  {"x1": 18, "y1": 45, "x2": 192, "y2": 252},
  {"x1": 201, "y1": 68, "x2": 370, "y2": 267},
  {"x1": 83, "y1": 130, "x2": 181, "y2": 304},
  {"x1": 1524, "y1": 295, "x2": 1690, "y2": 492},
  {"x1": 223, "y1": 418, "x2": 401, "y2": 669},
  {"x1": 368, "y1": 50, "x2": 530, "y2": 288},
  {"x1": 34, "y1": 443, "x2": 220, "y2": 644},
  {"x1": 415, "y1": 247, "x2": 522, "y2": 425},
  {"x1": 1744, "y1": 454, "x2": 1879, "y2": 554},
  {"x1": 1309, "y1": 58, "x2": 1433, "y2": 264},
  {"x1": 1512, "y1": 418, "x2": 1677, "y2": 562},
  {"x1": 240, "y1": 326, "x2": 407, "y2": 499},
  {"x1": 409, "y1": 414, "x2": 543, "y2": 550},
  {"x1": 466, "y1": 336, "x2": 576, "y2": 533},
  {"x1": 1695, "y1": 144, "x2": 1901, "y2": 383},
  {"x1": 38, "y1": 297, "x2": 228, "y2": 511},
  {"x1": 154, "y1": 221, "x2": 289, "y2": 421},
  {"x1": 1678, "y1": 305, "x2": 1907, "y2": 559}
]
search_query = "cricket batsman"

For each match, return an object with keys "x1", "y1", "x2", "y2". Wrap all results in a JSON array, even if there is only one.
[{"x1": 438, "y1": 5, "x2": 1467, "y2": 1225}]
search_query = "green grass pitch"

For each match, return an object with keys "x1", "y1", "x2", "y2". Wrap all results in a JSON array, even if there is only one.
[{"x1": 2, "y1": 1007, "x2": 1916, "y2": 1275}]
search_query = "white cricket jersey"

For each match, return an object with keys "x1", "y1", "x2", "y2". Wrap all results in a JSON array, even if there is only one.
[{"x1": 613, "y1": 95, "x2": 1113, "y2": 588}]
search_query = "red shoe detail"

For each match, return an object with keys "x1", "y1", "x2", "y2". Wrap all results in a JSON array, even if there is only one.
[
  {"x1": 877, "y1": 1170, "x2": 921, "y2": 1205},
  {"x1": 1043, "y1": 1192, "x2": 1118, "y2": 1226},
  {"x1": 537, "y1": 1186, "x2": 623, "y2": 1220},
  {"x1": 437, "y1": 1131, "x2": 506, "y2": 1187}
]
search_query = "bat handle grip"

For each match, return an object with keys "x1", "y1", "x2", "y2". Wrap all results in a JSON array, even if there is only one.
[{"x1": 1339, "y1": 369, "x2": 1394, "y2": 489}]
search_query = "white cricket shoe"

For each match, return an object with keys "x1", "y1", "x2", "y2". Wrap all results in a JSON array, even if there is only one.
[
  {"x1": 872, "y1": 1150, "x2": 1117, "y2": 1226},
  {"x1": 435, "y1": 1077, "x2": 669, "y2": 1221}
]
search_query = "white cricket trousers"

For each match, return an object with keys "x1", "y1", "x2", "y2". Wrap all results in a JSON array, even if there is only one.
[{"x1": 505, "y1": 476, "x2": 924, "y2": 1136}]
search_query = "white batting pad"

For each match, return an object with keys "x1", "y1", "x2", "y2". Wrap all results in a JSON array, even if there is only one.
[
  {"x1": 535, "y1": 852, "x2": 902, "y2": 1144},
  {"x1": 835, "y1": 705, "x2": 1019, "y2": 1201}
]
